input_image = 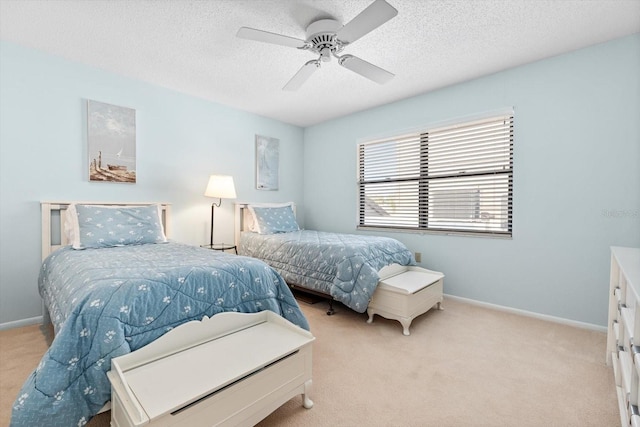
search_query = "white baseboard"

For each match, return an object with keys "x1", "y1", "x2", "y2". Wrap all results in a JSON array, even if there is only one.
[
  {"x1": 444, "y1": 294, "x2": 606, "y2": 333},
  {"x1": 0, "y1": 316, "x2": 43, "y2": 331},
  {"x1": 0, "y1": 297, "x2": 606, "y2": 333}
]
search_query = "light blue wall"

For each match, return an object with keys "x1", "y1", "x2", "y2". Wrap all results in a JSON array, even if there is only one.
[
  {"x1": 303, "y1": 34, "x2": 640, "y2": 327},
  {"x1": 2, "y1": 35, "x2": 638, "y2": 328},
  {"x1": 0, "y1": 42, "x2": 305, "y2": 326}
]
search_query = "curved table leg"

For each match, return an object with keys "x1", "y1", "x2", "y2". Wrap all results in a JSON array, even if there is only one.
[
  {"x1": 399, "y1": 318, "x2": 412, "y2": 336},
  {"x1": 366, "y1": 309, "x2": 375, "y2": 324},
  {"x1": 302, "y1": 379, "x2": 314, "y2": 409}
]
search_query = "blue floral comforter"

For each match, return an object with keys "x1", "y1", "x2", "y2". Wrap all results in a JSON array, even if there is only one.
[
  {"x1": 11, "y1": 242, "x2": 308, "y2": 427},
  {"x1": 239, "y1": 230, "x2": 416, "y2": 312}
]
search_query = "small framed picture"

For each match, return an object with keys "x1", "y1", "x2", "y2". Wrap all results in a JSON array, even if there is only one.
[{"x1": 255, "y1": 134, "x2": 279, "y2": 190}]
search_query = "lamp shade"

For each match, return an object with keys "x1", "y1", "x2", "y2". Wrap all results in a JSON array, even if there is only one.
[{"x1": 204, "y1": 175, "x2": 237, "y2": 199}]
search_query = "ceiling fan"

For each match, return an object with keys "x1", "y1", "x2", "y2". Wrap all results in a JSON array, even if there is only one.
[{"x1": 236, "y1": 0, "x2": 398, "y2": 91}]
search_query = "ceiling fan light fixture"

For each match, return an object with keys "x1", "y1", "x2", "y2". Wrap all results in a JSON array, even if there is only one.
[{"x1": 320, "y1": 48, "x2": 332, "y2": 62}]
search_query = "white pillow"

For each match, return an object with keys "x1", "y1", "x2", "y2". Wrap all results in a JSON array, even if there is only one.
[
  {"x1": 243, "y1": 207, "x2": 258, "y2": 232},
  {"x1": 63, "y1": 204, "x2": 77, "y2": 245}
]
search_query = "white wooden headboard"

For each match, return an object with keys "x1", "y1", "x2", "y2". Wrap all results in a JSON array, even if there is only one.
[
  {"x1": 41, "y1": 201, "x2": 172, "y2": 261},
  {"x1": 234, "y1": 203, "x2": 253, "y2": 247}
]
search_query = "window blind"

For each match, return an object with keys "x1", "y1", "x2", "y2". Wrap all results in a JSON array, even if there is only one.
[{"x1": 357, "y1": 114, "x2": 513, "y2": 236}]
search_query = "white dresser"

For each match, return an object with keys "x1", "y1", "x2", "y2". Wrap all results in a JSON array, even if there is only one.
[{"x1": 607, "y1": 246, "x2": 640, "y2": 427}]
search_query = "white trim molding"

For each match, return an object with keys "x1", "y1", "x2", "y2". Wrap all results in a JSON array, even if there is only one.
[
  {"x1": 0, "y1": 316, "x2": 43, "y2": 331},
  {"x1": 445, "y1": 294, "x2": 606, "y2": 333}
]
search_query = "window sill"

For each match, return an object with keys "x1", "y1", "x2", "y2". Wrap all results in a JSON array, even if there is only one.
[{"x1": 356, "y1": 226, "x2": 513, "y2": 240}]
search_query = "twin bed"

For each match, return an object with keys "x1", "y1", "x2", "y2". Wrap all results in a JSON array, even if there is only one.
[{"x1": 12, "y1": 200, "x2": 442, "y2": 426}]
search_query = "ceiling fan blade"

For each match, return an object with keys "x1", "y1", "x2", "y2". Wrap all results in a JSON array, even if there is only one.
[
  {"x1": 283, "y1": 60, "x2": 320, "y2": 91},
  {"x1": 336, "y1": 0, "x2": 398, "y2": 44},
  {"x1": 237, "y1": 27, "x2": 307, "y2": 49},
  {"x1": 339, "y1": 55, "x2": 394, "y2": 84}
]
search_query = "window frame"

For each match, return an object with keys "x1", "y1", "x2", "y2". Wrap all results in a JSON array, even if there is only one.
[{"x1": 357, "y1": 113, "x2": 514, "y2": 238}]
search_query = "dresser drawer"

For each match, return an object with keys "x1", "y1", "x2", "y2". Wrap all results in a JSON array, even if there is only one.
[{"x1": 607, "y1": 247, "x2": 640, "y2": 427}]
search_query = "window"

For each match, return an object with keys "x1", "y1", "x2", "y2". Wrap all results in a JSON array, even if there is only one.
[{"x1": 357, "y1": 114, "x2": 513, "y2": 237}]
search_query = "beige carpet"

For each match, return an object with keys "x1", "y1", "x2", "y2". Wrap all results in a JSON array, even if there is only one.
[{"x1": 0, "y1": 298, "x2": 618, "y2": 427}]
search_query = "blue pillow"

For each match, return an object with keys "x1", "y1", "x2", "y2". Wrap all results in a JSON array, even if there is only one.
[
  {"x1": 249, "y1": 205, "x2": 300, "y2": 234},
  {"x1": 70, "y1": 204, "x2": 167, "y2": 249}
]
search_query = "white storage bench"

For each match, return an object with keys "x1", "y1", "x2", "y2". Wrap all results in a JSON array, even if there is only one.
[
  {"x1": 367, "y1": 265, "x2": 444, "y2": 336},
  {"x1": 108, "y1": 311, "x2": 314, "y2": 427}
]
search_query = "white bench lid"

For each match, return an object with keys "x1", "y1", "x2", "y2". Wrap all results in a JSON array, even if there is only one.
[
  {"x1": 379, "y1": 270, "x2": 443, "y2": 294},
  {"x1": 119, "y1": 319, "x2": 312, "y2": 420}
]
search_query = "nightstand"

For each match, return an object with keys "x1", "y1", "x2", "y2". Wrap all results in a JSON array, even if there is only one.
[{"x1": 200, "y1": 243, "x2": 238, "y2": 254}]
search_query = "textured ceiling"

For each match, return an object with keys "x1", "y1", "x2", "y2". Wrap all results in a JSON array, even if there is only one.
[{"x1": 1, "y1": 0, "x2": 639, "y2": 127}]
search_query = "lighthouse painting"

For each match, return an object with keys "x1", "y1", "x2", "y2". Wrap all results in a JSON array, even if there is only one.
[{"x1": 88, "y1": 100, "x2": 136, "y2": 183}]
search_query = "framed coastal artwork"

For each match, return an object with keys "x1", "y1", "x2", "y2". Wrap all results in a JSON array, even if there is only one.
[
  {"x1": 87, "y1": 100, "x2": 136, "y2": 183},
  {"x1": 255, "y1": 134, "x2": 279, "y2": 190}
]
